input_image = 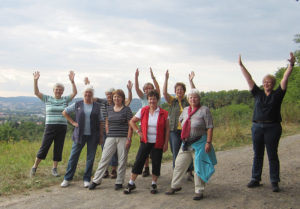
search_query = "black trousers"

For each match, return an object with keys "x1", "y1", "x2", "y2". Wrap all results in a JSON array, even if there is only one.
[
  {"x1": 36, "y1": 124, "x2": 67, "y2": 161},
  {"x1": 132, "y1": 142, "x2": 163, "y2": 176},
  {"x1": 251, "y1": 122, "x2": 282, "y2": 183}
]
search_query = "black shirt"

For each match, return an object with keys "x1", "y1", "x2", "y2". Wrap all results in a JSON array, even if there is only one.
[{"x1": 251, "y1": 84, "x2": 286, "y2": 123}]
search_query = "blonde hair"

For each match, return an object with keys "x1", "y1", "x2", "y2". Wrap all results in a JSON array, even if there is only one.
[{"x1": 263, "y1": 74, "x2": 276, "y2": 86}]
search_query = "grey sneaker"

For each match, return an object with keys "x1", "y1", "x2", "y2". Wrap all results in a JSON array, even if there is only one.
[
  {"x1": 30, "y1": 167, "x2": 37, "y2": 177},
  {"x1": 52, "y1": 168, "x2": 60, "y2": 177}
]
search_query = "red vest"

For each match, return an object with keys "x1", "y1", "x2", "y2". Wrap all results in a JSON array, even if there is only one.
[{"x1": 140, "y1": 106, "x2": 168, "y2": 149}]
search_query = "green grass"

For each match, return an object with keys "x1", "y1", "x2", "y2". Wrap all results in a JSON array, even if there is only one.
[{"x1": 1, "y1": 122, "x2": 299, "y2": 196}]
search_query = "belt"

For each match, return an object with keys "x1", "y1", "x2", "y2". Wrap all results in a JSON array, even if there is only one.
[{"x1": 182, "y1": 135, "x2": 202, "y2": 151}]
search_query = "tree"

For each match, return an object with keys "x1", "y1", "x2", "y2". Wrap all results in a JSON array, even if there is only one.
[{"x1": 294, "y1": 34, "x2": 300, "y2": 66}]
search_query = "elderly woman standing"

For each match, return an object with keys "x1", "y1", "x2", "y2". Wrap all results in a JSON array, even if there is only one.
[
  {"x1": 124, "y1": 90, "x2": 169, "y2": 194},
  {"x1": 163, "y1": 70, "x2": 196, "y2": 178},
  {"x1": 89, "y1": 89, "x2": 133, "y2": 190},
  {"x1": 239, "y1": 53, "x2": 295, "y2": 192},
  {"x1": 30, "y1": 71, "x2": 77, "y2": 177},
  {"x1": 61, "y1": 85, "x2": 104, "y2": 188},
  {"x1": 135, "y1": 67, "x2": 160, "y2": 177},
  {"x1": 166, "y1": 89, "x2": 217, "y2": 200}
]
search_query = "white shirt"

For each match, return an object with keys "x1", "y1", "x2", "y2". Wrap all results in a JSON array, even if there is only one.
[{"x1": 135, "y1": 107, "x2": 160, "y2": 143}]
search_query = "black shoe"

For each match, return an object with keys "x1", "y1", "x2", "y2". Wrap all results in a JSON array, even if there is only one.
[
  {"x1": 88, "y1": 182, "x2": 100, "y2": 190},
  {"x1": 115, "y1": 184, "x2": 123, "y2": 190},
  {"x1": 272, "y1": 182, "x2": 280, "y2": 192},
  {"x1": 103, "y1": 170, "x2": 109, "y2": 178},
  {"x1": 142, "y1": 167, "x2": 150, "y2": 177},
  {"x1": 193, "y1": 193, "x2": 204, "y2": 201},
  {"x1": 150, "y1": 184, "x2": 158, "y2": 194},
  {"x1": 247, "y1": 180, "x2": 260, "y2": 188},
  {"x1": 123, "y1": 183, "x2": 136, "y2": 194},
  {"x1": 165, "y1": 187, "x2": 182, "y2": 195}
]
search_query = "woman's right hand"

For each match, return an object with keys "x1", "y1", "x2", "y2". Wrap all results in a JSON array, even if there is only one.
[
  {"x1": 165, "y1": 70, "x2": 169, "y2": 80},
  {"x1": 33, "y1": 71, "x2": 40, "y2": 80},
  {"x1": 71, "y1": 121, "x2": 79, "y2": 127}
]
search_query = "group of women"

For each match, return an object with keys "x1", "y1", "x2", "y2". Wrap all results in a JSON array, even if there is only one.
[{"x1": 30, "y1": 52, "x2": 296, "y2": 200}]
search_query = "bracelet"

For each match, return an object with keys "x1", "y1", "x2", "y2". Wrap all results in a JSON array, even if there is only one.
[
  {"x1": 135, "y1": 129, "x2": 139, "y2": 133},
  {"x1": 291, "y1": 63, "x2": 294, "y2": 67}
]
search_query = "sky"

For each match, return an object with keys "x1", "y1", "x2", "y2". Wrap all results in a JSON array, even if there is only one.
[{"x1": 0, "y1": 0, "x2": 299, "y2": 98}]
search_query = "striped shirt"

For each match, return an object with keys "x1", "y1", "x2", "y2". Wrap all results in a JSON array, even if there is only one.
[
  {"x1": 41, "y1": 95, "x2": 72, "y2": 125},
  {"x1": 107, "y1": 105, "x2": 132, "y2": 137}
]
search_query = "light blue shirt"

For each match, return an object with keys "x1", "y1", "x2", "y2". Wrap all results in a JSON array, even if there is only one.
[{"x1": 65, "y1": 103, "x2": 95, "y2": 135}]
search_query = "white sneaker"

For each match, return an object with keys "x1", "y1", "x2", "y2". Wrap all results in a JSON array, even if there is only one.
[
  {"x1": 61, "y1": 180, "x2": 70, "y2": 187},
  {"x1": 84, "y1": 181, "x2": 90, "y2": 188}
]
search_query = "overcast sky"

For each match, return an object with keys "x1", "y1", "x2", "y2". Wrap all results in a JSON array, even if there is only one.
[{"x1": 0, "y1": 0, "x2": 299, "y2": 98}]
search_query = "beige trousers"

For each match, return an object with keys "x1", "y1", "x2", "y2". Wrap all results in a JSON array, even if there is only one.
[
  {"x1": 92, "y1": 137, "x2": 128, "y2": 185},
  {"x1": 171, "y1": 148, "x2": 205, "y2": 194}
]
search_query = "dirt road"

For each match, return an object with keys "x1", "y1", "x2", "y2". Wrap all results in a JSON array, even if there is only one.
[{"x1": 1, "y1": 134, "x2": 300, "y2": 209}]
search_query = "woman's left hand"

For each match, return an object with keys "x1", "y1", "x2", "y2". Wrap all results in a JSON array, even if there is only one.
[
  {"x1": 125, "y1": 139, "x2": 131, "y2": 150},
  {"x1": 163, "y1": 143, "x2": 168, "y2": 152},
  {"x1": 205, "y1": 143, "x2": 211, "y2": 153}
]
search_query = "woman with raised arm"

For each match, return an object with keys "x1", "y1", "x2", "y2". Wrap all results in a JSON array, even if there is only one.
[
  {"x1": 124, "y1": 90, "x2": 169, "y2": 194},
  {"x1": 89, "y1": 89, "x2": 133, "y2": 191},
  {"x1": 163, "y1": 70, "x2": 195, "y2": 179},
  {"x1": 135, "y1": 67, "x2": 161, "y2": 177},
  {"x1": 239, "y1": 53, "x2": 295, "y2": 192},
  {"x1": 165, "y1": 89, "x2": 216, "y2": 201},
  {"x1": 30, "y1": 71, "x2": 77, "y2": 177},
  {"x1": 61, "y1": 85, "x2": 104, "y2": 188}
]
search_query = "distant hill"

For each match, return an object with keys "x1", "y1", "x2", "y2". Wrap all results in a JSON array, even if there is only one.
[{"x1": 0, "y1": 96, "x2": 167, "y2": 115}]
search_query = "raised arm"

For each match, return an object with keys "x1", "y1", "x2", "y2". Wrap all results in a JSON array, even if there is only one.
[
  {"x1": 69, "y1": 71, "x2": 77, "y2": 100},
  {"x1": 125, "y1": 80, "x2": 133, "y2": 106},
  {"x1": 33, "y1": 71, "x2": 43, "y2": 100},
  {"x1": 280, "y1": 52, "x2": 295, "y2": 90},
  {"x1": 238, "y1": 55, "x2": 255, "y2": 90},
  {"x1": 163, "y1": 70, "x2": 172, "y2": 103},
  {"x1": 189, "y1": 71, "x2": 196, "y2": 89},
  {"x1": 150, "y1": 67, "x2": 161, "y2": 98},
  {"x1": 134, "y1": 68, "x2": 144, "y2": 98}
]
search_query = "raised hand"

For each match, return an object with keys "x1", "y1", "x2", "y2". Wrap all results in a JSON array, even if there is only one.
[
  {"x1": 33, "y1": 71, "x2": 40, "y2": 80},
  {"x1": 150, "y1": 67, "x2": 155, "y2": 80},
  {"x1": 165, "y1": 70, "x2": 169, "y2": 80},
  {"x1": 69, "y1": 71, "x2": 75, "y2": 83},
  {"x1": 238, "y1": 54, "x2": 243, "y2": 66},
  {"x1": 84, "y1": 77, "x2": 90, "y2": 85},
  {"x1": 288, "y1": 52, "x2": 295, "y2": 66},
  {"x1": 127, "y1": 80, "x2": 133, "y2": 90},
  {"x1": 189, "y1": 71, "x2": 195, "y2": 82},
  {"x1": 135, "y1": 68, "x2": 139, "y2": 78}
]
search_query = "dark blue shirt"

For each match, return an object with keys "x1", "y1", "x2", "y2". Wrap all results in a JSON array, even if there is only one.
[{"x1": 251, "y1": 84, "x2": 286, "y2": 123}]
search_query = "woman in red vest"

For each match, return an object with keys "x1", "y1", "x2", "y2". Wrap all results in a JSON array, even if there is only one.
[{"x1": 124, "y1": 90, "x2": 169, "y2": 194}]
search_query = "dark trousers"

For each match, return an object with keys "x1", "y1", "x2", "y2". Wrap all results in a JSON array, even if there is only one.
[
  {"x1": 251, "y1": 122, "x2": 282, "y2": 183},
  {"x1": 36, "y1": 124, "x2": 67, "y2": 161},
  {"x1": 132, "y1": 142, "x2": 163, "y2": 176}
]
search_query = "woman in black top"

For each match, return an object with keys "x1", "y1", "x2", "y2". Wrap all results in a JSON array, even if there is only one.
[{"x1": 238, "y1": 52, "x2": 295, "y2": 192}]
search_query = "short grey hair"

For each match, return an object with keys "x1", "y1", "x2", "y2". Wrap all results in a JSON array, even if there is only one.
[
  {"x1": 53, "y1": 83, "x2": 65, "y2": 91},
  {"x1": 187, "y1": 88, "x2": 201, "y2": 100},
  {"x1": 83, "y1": 85, "x2": 94, "y2": 95},
  {"x1": 105, "y1": 88, "x2": 115, "y2": 94}
]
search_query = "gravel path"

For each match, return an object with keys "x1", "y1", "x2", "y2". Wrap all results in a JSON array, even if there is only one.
[{"x1": 1, "y1": 134, "x2": 300, "y2": 209}]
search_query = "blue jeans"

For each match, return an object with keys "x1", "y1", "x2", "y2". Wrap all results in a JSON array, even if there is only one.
[
  {"x1": 102, "y1": 133, "x2": 118, "y2": 167},
  {"x1": 251, "y1": 122, "x2": 282, "y2": 183},
  {"x1": 169, "y1": 130, "x2": 193, "y2": 171},
  {"x1": 64, "y1": 135, "x2": 98, "y2": 182}
]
